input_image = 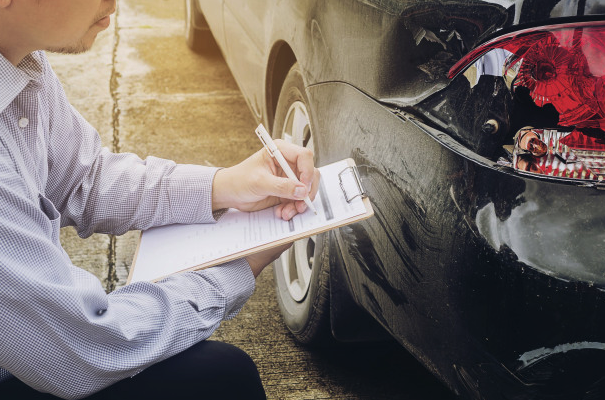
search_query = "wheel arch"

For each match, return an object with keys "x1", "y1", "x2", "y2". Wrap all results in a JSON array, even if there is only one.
[
  {"x1": 267, "y1": 47, "x2": 389, "y2": 343},
  {"x1": 265, "y1": 41, "x2": 297, "y2": 129}
]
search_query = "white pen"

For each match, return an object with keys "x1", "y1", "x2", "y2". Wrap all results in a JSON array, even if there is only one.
[{"x1": 255, "y1": 123, "x2": 318, "y2": 215}]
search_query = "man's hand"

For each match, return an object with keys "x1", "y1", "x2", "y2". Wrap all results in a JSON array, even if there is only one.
[
  {"x1": 212, "y1": 139, "x2": 320, "y2": 221},
  {"x1": 245, "y1": 243, "x2": 292, "y2": 277}
]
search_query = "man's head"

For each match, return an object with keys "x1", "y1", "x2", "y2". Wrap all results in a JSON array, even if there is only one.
[{"x1": 0, "y1": 0, "x2": 116, "y2": 65}]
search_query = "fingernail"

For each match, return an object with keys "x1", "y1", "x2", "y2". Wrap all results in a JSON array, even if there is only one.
[{"x1": 294, "y1": 186, "x2": 306, "y2": 199}]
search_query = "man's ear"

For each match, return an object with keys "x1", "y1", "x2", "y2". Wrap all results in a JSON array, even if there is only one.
[{"x1": 0, "y1": 0, "x2": 11, "y2": 8}]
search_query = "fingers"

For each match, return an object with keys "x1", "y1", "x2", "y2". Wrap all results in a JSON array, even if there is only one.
[
  {"x1": 274, "y1": 139, "x2": 315, "y2": 188},
  {"x1": 275, "y1": 201, "x2": 299, "y2": 221},
  {"x1": 260, "y1": 174, "x2": 308, "y2": 201},
  {"x1": 227, "y1": 138, "x2": 318, "y2": 219},
  {"x1": 268, "y1": 140, "x2": 320, "y2": 221},
  {"x1": 275, "y1": 197, "x2": 317, "y2": 221},
  {"x1": 263, "y1": 139, "x2": 319, "y2": 200},
  {"x1": 306, "y1": 167, "x2": 320, "y2": 200}
]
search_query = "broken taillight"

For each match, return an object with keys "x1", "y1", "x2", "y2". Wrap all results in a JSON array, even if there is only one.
[{"x1": 449, "y1": 22, "x2": 605, "y2": 181}]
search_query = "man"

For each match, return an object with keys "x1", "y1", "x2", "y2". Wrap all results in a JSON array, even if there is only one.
[{"x1": 0, "y1": 0, "x2": 319, "y2": 398}]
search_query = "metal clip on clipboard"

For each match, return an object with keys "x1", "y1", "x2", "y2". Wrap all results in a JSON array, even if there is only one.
[{"x1": 338, "y1": 165, "x2": 367, "y2": 203}]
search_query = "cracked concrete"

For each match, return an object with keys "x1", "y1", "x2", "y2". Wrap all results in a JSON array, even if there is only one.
[{"x1": 48, "y1": 0, "x2": 455, "y2": 398}]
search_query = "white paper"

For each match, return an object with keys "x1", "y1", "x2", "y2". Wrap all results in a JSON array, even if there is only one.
[{"x1": 129, "y1": 159, "x2": 367, "y2": 283}]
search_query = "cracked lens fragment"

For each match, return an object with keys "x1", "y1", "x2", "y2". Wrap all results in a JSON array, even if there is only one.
[
  {"x1": 516, "y1": 127, "x2": 548, "y2": 156},
  {"x1": 512, "y1": 128, "x2": 605, "y2": 181}
]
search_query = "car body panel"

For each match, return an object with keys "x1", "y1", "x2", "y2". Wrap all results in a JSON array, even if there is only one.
[
  {"x1": 222, "y1": 0, "x2": 267, "y2": 117},
  {"x1": 193, "y1": 0, "x2": 605, "y2": 397},
  {"x1": 195, "y1": 0, "x2": 225, "y2": 49},
  {"x1": 307, "y1": 80, "x2": 605, "y2": 397}
]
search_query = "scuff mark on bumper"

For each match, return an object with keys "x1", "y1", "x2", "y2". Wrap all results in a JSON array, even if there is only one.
[{"x1": 518, "y1": 342, "x2": 605, "y2": 368}]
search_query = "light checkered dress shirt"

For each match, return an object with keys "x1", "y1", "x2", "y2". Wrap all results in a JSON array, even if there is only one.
[{"x1": 0, "y1": 51, "x2": 255, "y2": 399}]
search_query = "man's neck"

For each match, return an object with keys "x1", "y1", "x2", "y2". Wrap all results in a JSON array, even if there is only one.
[
  {"x1": 0, "y1": 7, "x2": 35, "y2": 66},
  {"x1": 0, "y1": 45, "x2": 29, "y2": 66}
]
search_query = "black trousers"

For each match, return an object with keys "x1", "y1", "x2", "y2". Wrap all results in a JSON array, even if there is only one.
[{"x1": 1, "y1": 341, "x2": 266, "y2": 400}]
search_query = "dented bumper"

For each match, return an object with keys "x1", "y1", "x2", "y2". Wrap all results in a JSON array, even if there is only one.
[{"x1": 308, "y1": 81, "x2": 605, "y2": 399}]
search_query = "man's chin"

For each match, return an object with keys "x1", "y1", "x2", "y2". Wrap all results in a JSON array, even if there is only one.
[
  {"x1": 46, "y1": 42, "x2": 93, "y2": 55},
  {"x1": 46, "y1": 33, "x2": 99, "y2": 55}
]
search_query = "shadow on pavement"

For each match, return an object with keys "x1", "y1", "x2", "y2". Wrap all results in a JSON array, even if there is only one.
[{"x1": 300, "y1": 339, "x2": 457, "y2": 399}]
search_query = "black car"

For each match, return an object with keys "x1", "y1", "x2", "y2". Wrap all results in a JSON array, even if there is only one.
[{"x1": 185, "y1": 1, "x2": 605, "y2": 398}]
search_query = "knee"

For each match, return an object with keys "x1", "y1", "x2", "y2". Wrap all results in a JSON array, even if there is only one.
[
  {"x1": 90, "y1": 341, "x2": 266, "y2": 400},
  {"x1": 193, "y1": 341, "x2": 265, "y2": 399},
  {"x1": 198, "y1": 341, "x2": 259, "y2": 376}
]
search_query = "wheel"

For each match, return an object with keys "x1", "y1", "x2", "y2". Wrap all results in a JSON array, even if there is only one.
[
  {"x1": 184, "y1": 0, "x2": 217, "y2": 53},
  {"x1": 272, "y1": 63, "x2": 332, "y2": 345}
]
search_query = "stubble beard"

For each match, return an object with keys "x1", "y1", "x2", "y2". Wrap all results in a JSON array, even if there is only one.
[
  {"x1": 47, "y1": 39, "x2": 93, "y2": 55},
  {"x1": 46, "y1": 10, "x2": 110, "y2": 55}
]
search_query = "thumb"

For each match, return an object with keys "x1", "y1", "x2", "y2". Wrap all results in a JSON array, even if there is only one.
[{"x1": 261, "y1": 175, "x2": 307, "y2": 200}]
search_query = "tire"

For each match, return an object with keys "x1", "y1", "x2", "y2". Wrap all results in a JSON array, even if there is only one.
[
  {"x1": 272, "y1": 63, "x2": 332, "y2": 345},
  {"x1": 184, "y1": 0, "x2": 217, "y2": 54}
]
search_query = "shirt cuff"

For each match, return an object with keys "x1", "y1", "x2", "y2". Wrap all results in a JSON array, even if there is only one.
[
  {"x1": 167, "y1": 164, "x2": 220, "y2": 224},
  {"x1": 193, "y1": 258, "x2": 255, "y2": 320}
]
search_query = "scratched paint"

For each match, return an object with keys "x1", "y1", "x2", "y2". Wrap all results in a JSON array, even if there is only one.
[{"x1": 518, "y1": 342, "x2": 605, "y2": 368}]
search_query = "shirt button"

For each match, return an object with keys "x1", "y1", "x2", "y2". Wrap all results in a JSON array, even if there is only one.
[{"x1": 18, "y1": 117, "x2": 29, "y2": 128}]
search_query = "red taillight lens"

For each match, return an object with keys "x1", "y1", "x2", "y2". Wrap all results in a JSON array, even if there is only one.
[
  {"x1": 449, "y1": 22, "x2": 605, "y2": 181},
  {"x1": 450, "y1": 22, "x2": 605, "y2": 130}
]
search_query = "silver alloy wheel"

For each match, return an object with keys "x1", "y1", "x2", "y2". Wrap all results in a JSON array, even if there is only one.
[{"x1": 278, "y1": 101, "x2": 315, "y2": 302}]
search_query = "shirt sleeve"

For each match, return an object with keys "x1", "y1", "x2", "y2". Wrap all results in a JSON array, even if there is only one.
[
  {"x1": 0, "y1": 157, "x2": 255, "y2": 399},
  {"x1": 42, "y1": 57, "x2": 217, "y2": 236}
]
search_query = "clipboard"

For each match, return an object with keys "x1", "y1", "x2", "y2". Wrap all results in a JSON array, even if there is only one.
[{"x1": 127, "y1": 158, "x2": 373, "y2": 283}]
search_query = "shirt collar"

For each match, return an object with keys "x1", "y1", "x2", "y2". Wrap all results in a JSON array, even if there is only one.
[{"x1": 0, "y1": 51, "x2": 45, "y2": 114}]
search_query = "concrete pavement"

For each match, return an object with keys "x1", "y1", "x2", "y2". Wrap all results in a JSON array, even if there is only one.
[{"x1": 49, "y1": 1, "x2": 454, "y2": 398}]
